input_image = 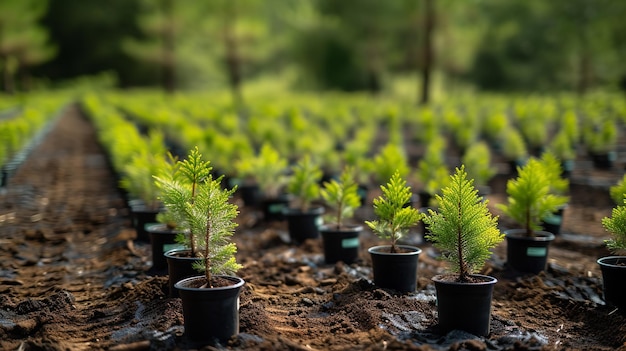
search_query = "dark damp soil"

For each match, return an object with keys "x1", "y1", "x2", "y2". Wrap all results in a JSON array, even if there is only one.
[{"x1": 1, "y1": 105, "x2": 625, "y2": 351}]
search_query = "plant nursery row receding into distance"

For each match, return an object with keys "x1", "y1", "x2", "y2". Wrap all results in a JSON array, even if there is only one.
[{"x1": 1, "y1": 89, "x2": 626, "y2": 351}]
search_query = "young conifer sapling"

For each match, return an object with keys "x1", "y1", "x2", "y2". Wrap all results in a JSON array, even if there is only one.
[
  {"x1": 602, "y1": 198, "x2": 626, "y2": 256},
  {"x1": 321, "y1": 166, "x2": 361, "y2": 230},
  {"x1": 287, "y1": 155, "x2": 322, "y2": 212},
  {"x1": 423, "y1": 166, "x2": 504, "y2": 282},
  {"x1": 496, "y1": 155, "x2": 569, "y2": 237},
  {"x1": 155, "y1": 147, "x2": 242, "y2": 287},
  {"x1": 365, "y1": 170, "x2": 422, "y2": 253}
]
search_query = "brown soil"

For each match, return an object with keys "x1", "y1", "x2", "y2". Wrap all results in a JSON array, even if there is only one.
[{"x1": 1, "y1": 105, "x2": 625, "y2": 351}]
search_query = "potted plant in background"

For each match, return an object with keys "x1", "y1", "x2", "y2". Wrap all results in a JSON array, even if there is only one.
[
  {"x1": 157, "y1": 146, "x2": 245, "y2": 345},
  {"x1": 538, "y1": 152, "x2": 570, "y2": 235},
  {"x1": 583, "y1": 117, "x2": 618, "y2": 170},
  {"x1": 462, "y1": 141, "x2": 496, "y2": 197},
  {"x1": 234, "y1": 143, "x2": 290, "y2": 221},
  {"x1": 423, "y1": 165, "x2": 504, "y2": 336},
  {"x1": 284, "y1": 155, "x2": 325, "y2": 244},
  {"x1": 496, "y1": 156, "x2": 569, "y2": 274},
  {"x1": 366, "y1": 170, "x2": 423, "y2": 293},
  {"x1": 500, "y1": 127, "x2": 528, "y2": 175},
  {"x1": 319, "y1": 166, "x2": 362, "y2": 264},
  {"x1": 599, "y1": 198, "x2": 626, "y2": 314},
  {"x1": 609, "y1": 175, "x2": 626, "y2": 206},
  {"x1": 120, "y1": 131, "x2": 168, "y2": 242}
]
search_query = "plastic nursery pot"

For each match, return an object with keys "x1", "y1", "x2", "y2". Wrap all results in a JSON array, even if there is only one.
[
  {"x1": 283, "y1": 206, "x2": 325, "y2": 244},
  {"x1": 597, "y1": 256, "x2": 626, "y2": 313},
  {"x1": 368, "y1": 245, "x2": 422, "y2": 293},
  {"x1": 432, "y1": 274, "x2": 497, "y2": 337},
  {"x1": 175, "y1": 275, "x2": 245, "y2": 345},
  {"x1": 540, "y1": 205, "x2": 567, "y2": 235},
  {"x1": 320, "y1": 224, "x2": 362, "y2": 264},
  {"x1": 260, "y1": 194, "x2": 291, "y2": 222},
  {"x1": 590, "y1": 151, "x2": 616, "y2": 170},
  {"x1": 237, "y1": 183, "x2": 262, "y2": 208},
  {"x1": 505, "y1": 229, "x2": 555, "y2": 274},
  {"x1": 130, "y1": 204, "x2": 159, "y2": 242},
  {"x1": 145, "y1": 223, "x2": 180, "y2": 272},
  {"x1": 164, "y1": 249, "x2": 202, "y2": 298}
]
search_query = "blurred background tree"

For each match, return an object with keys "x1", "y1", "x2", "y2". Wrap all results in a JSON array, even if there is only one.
[{"x1": 4, "y1": 0, "x2": 624, "y2": 97}]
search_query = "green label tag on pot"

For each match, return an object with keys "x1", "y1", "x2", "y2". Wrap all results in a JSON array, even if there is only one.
[
  {"x1": 543, "y1": 214, "x2": 562, "y2": 225},
  {"x1": 315, "y1": 216, "x2": 324, "y2": 228},
  {"x1": 342, "y1": 237, "x2": 359, "y2": 249},
  {"x1": 527, "y1": 247, "x2": 547, "y2": 257},
  {"x1": 269, "y1": 204, "x2": 286, "y2": 214},
  {"x1": 163, "y1": 244, "x2": 184, "y2": 252}
]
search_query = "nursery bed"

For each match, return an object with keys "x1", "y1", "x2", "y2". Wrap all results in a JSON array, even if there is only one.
[{"x1": 0, "y1": 105, "x2": 625, "y2": 351}]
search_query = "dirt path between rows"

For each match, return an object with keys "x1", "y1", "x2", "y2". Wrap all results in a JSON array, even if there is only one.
[{"x1": 0, "y1": 105, "x2": 625, "y2": 351}]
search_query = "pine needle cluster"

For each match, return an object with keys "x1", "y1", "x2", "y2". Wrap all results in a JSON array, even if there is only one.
[
  {"x1": 424, "y1": 166, "x2": 503, "y2": 282},
  {"x1": 321, "y1": 166, "x2": 361, "y2": 230},
  {"x1": 609, "y1": 175, "x2": 626, "y2": 205},
  {"x1": 365, "y1": 170, "x2": 421, "y2": 253},
  {"x1": 602, "y1": 200, "x2": 626, "y2": 253},
  {"x1": 154, "y1": 147, "x2": 242, "y2": 285},
  {"x1": 287, "y1": 155, "x2": 322, "y2": 212},
  {"x1": 496, "y1": 155, "x2": 569, "y2": 236}
]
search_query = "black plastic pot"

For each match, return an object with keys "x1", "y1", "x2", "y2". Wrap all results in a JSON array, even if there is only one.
[
  {"x1": 130, "y1": 204, "x2": 159, "y2": 242},
  {"x1": 432, "y1": 274, "x2": 497, "y2": 336},
  {"x1": 284, "y1": 206, "x2": 324, "y2": 244},
  {"x1": 541, "y1": 205, "x2": 567, "y2": 235},
  {"x1": 238, "y1": 183, "x2": 262, "y2": 208},
  {"x1": 260, "y1": 195, "x2": 290, "y2": 222},
  {"x1": 320, "y1": 224, "x2": 362, "y2": 264},
  {"x1": 590, "y1": 151, "x2": 616, "y2": 170},
  {"x1": 146, "y1": 223, "x2": 180, "y2": 272},
  {"x1": 368, "y1": 245, "x2": 422, "y2": 293},
  {"x1": 418, "y1": 191, "x2": 432, "y2": 208},
  {"x1": 175, "y1": 275, "x2": 245, "y2": 345},
  {"x1": 505, "y1": 229, "x2": 555, "y2": 274},
  {"x1": 597, "y1": 256, "x2": 626, "y2": 313},
  {"x1": 164, "y1": 249, "x2": 201, "y2": 298}
]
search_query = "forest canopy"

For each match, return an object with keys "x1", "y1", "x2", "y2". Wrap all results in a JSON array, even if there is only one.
[{"x1": 1, "y1": 0, "x2": 625, "y2": 96}]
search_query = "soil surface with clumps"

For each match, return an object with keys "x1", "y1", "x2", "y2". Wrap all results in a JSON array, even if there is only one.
[{"x1": 1, "y1": 105, "x2": 625, "y2": 350}]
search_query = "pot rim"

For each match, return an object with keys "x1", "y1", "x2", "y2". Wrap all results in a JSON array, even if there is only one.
[
  {"x1": 432, "y1": 273, "x2": 498, "y2": 286},
  {"x1": 597, "y1": 256, "x2": 626, "y2": 267},
  {"x1": 283, "y1": 206, "x2": 325, "y2": 215},
  {"x1": 504, "y1": 229, "x2": 555, "y2": 241},
  {"x1": 368, "y1": 245, "x2": 422, "y2": 256},
  {"x1": 319, "y1": 224, "x2": 363, "y2": 233},
  {"x1": 175, "y1": 275, "x2": 245, "y2": 291},
  {"x1": 164, "y1": 248, "x2": 196, "y2": 259}
]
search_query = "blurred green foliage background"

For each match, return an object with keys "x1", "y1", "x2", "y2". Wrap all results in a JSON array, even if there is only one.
[{"x1": 1, "y1": 0, "x2": 625, "y2": 99}]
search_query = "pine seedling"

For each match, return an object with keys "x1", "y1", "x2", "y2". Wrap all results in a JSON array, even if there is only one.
[
  {"x1": 496, "y1": 157, "x2": 569, "y2": 236},
  {"x1": 371, "y1": 143, "x2": 409, "y2": 185},
  {"x1": 287, "y1": 155, "x2": 322, "y2": 212},
  {"x1": 321, "y1": 166, "x2": 361, "y2": 230},
  {"x1": 235, "y1": 143, "x2": 288, "y2": 198},
  {"x1": 154, "y1": 147, "x2": 242, "y2": 285},
  {"x1": 609, "y1": 175, "x2": 626, "y2": 205},
  {"x1": 423, "y1": 166, "x2": 503, "y2": 282},
  {"x1": 365, "y1": 170, "x2": 422, "y2": 253},
  {"x1": 602, "y1": 199, "x2": 626, "y2": 254}
]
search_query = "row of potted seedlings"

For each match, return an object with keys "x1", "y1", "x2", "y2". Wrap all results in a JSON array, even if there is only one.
[{"x1": 137, "y1": 144, "x2": 626, "y2": 346}]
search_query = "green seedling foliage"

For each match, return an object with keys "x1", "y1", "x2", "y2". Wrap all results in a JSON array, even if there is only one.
[
  {"x1": 496, "y1": 157, "x2": 569, "y2": 236},
  {"x1": 372, "y1": 143, "x2": 409, "y2": 185},
  {"x1": 287, "y1": 155, "x2": 322, "y2": 212},
  {"x1": 365, "y1": 171, "x2": 422, "y2": 253},
  {"x1": 235, "y1": 143, "x2": 288, "y2": 198},
  {"x1": 155, "y1": 147, "x2": 242, "y2": 284},
  {"x1": 501, "y1": 127, "x2": 528, "y2": 161},
  {"x1": 609, "y1": 175, "x2": 626, "y2": 205},
  {"x1": 416, "y1": 136, "x2": 450, "y2": 200},
  {"x1": 462, "y1": 141, "x2": 496, "y2": 187},
  {"x1": 548, "y1": 130, "x2": 576, "y2": 161},
  {"x1": 602, "y1": 199, "x2": 626, "y2": 253},
  {"x1": 424, "y1": 166, "x2": 503, "y2": 282},
  {"x1": 539, "y1": 152, "x2": 568, "y2": 194},
  {"x1": 321, "y1": 166, "x2": 361, "y2": 230}
]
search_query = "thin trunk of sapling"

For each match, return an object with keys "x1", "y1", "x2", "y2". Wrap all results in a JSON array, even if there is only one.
[
  {"x1": 202, "y1": 210, "x2": 212, "y2": 288},
  {"x1": 525, "y1": 205, "x2": 533, "y2": 237},
  {"x1": 457, "y1": 194, "x2": 467, "y2": 282},
  {"x1": 189, "y1": 179, "x2": 198, "y2": 256},
  {"x1": 336, "y1": 202, "x2": 343, "y2": 231}
]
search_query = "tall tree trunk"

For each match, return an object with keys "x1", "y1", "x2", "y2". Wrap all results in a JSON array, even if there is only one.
[
  {"x1": 223, "y1": 2, "x2": 243, "y2": 108},
  {"x1": 419, "y1": 0, "x2": 434, "y2": 105},
  {"x1": 161, "y1": 0, "x2": 175, "y2": 94}
]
